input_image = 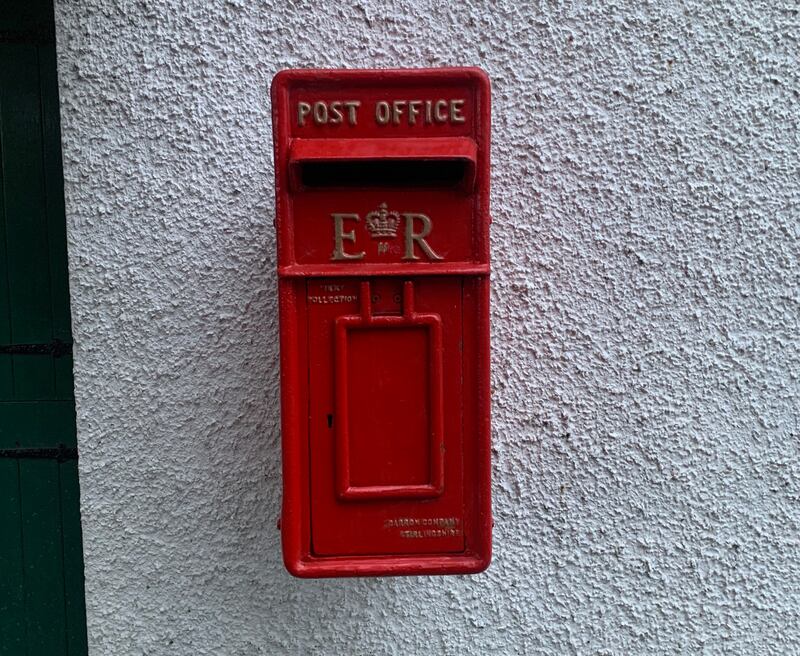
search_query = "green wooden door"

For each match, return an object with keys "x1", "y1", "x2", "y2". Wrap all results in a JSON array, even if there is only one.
[{"x1": 0, "y1": 2, "x2": 88, "y2": 654}]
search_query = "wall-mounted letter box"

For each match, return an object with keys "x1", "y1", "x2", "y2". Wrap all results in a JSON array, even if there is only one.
[{"x1": 271, "y1": 68, "x2": 491, "y2": 577}]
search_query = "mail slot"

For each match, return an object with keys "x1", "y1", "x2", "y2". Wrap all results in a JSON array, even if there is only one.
[{"x1": 271, "y1": 68, "x2": 491, "y2": 577}]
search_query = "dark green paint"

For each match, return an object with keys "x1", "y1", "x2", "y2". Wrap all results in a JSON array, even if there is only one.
[
  {"x1": 20, "y1": 459, "x2": 68, "y2": 654},
  {"x1": 0, "y1": 460, "x2": 26, "y2": 655},
  {"x1": 0, "y1": 401, "x2": 76, "y2": 450},
  {"x1": 60, "y1": 462, "x2": 89, "y2": 656},
  {"x1": 0, "y1": 1, "x2": 88, "y2": 653}
]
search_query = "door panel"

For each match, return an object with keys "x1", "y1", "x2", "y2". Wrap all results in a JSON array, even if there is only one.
[
  {"x1": 308, "y1": 277, "x2": 465, "y2": 557},
  {"x1": 0, "y1": 2, "x2": 88, "y2": 653}
]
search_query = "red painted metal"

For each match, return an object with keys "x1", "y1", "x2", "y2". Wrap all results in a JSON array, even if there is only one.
[{"x1": 271, "y1": 68, "x2": 491, "y2": 577}]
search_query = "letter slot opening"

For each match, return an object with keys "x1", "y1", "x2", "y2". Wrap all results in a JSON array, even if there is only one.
[
  {"x1": 288, "y1": 136, "x2": 478, "y2": 192},
  {"x1": 299, "y1": 159, "x2": 469, "y2": 188}
]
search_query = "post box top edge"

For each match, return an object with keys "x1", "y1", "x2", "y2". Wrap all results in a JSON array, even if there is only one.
[{"x1": 270, "y1": 67, "x2": 490, "y2": 95}]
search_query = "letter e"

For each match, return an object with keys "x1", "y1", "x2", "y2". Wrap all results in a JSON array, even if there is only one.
[{"x1": 331, "y1": 214, "x2": 365, "y2": 261}]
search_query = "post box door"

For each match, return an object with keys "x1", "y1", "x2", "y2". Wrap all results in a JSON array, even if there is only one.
[{"x1": 307, "y1": 277, "x2": 465, "y2": 556}]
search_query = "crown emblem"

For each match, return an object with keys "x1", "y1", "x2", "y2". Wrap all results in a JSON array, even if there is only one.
[{"x1": 365, "y1": 203, "x2": 401, "y2": 239}]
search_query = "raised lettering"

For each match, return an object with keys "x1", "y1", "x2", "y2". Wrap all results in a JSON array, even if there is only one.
[
  {"x1": 375, "y1": 101, "x2": 390, "y2": 125},
  {"x1": 434, "y1": 99, "x2": 448, "y2": 122},
  {"x1": 391, "y1": 100, "x2": 407, "y2": 125},
  {"x1": 313, "y1": 101, "x2": 328, "y2": 124},
  {"x1": 331, "y1": 214, "x2": 365, "y2": 261},
  {"x1": 329, "y1": 101, "x2": 343, "y2": 124},
  {"x1": 408, "y1": 100, "x2": 422, "y2": 125},
  {"x1": 297, "y1": 102, "x2": 311, "y2": 126},
  {"x1": 450, "y1": 99, "x2": 465, "y2": 123},
  {"x1": 402, "y1": 213, "x2": 443, "y2": 261},
  {"x1": 425, "y1": 100, "x2": 434, "y2": 123},
  {"x1": 343, "y1": 100, "x2": 361, "y2": 125}
]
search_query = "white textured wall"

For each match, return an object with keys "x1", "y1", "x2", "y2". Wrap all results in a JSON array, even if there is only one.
[{"x1": 55, "y1": 1, "x2": 799, "y2": 654}]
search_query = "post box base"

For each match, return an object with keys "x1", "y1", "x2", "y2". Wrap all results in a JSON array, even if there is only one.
[{"x1": 283, "y1": 552, "x2": 491, "y2": 579}]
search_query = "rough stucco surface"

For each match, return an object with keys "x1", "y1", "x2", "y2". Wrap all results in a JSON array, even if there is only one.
[{"x1": 54, "y1": 1, "x2": 799, "y2": 654}]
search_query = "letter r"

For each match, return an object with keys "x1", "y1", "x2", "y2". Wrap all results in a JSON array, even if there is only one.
[{"x1": 402, "y1": 213, "x2": 443, "y2": 261}]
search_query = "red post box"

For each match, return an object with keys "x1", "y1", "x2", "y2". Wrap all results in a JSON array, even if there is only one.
[{"x1": 271, "y1": 68, "x2": 491, "y2": 577}]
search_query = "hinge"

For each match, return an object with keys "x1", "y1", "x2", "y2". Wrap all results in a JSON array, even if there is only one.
[
  {"x1": 0, "y1": 339, "x2": 72, "y2": 358},
  {"x1": 0, "y1": 444, "x2": 78, "y2": 462},
  {"x1": 0, "y1": 25, "x2": 56, "y2": 45}
]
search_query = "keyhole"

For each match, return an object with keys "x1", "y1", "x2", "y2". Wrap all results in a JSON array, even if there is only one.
[{"x1": 327, "y1": 414, "x2": 333, "y2": 428}]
